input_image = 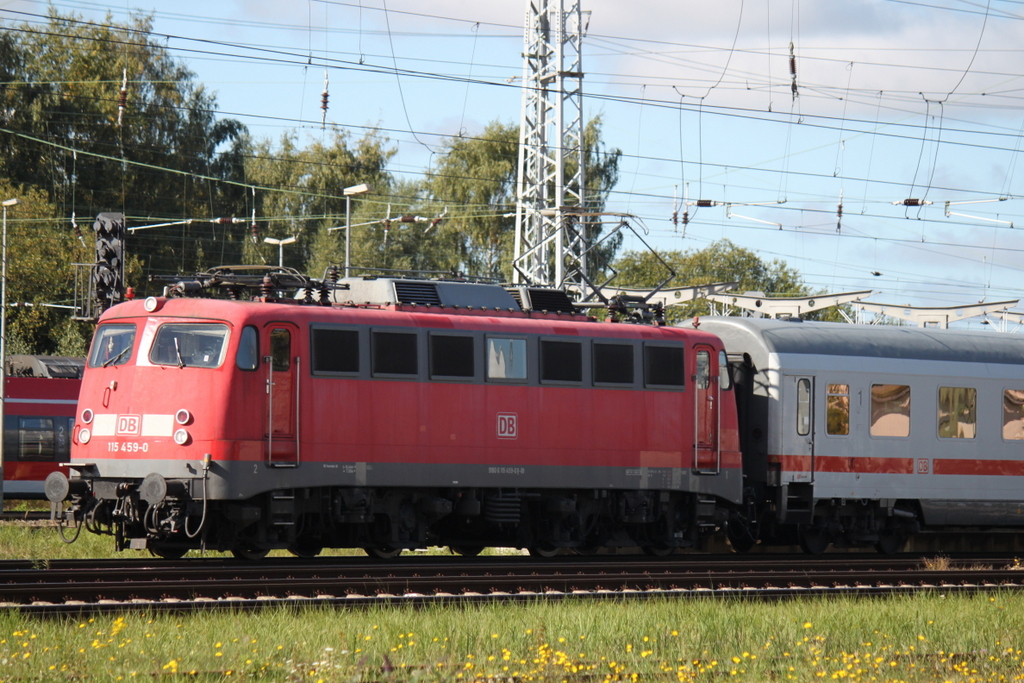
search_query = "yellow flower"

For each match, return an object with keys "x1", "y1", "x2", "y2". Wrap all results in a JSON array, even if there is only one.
[{"x1": 804, "y1": 622, "x2": 813, "y2": 629}]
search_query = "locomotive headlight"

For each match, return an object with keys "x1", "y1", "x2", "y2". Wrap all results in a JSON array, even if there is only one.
[
  {"x1": 173, "y1": 429, "x2": 190, "y2": 445},
  {"x1": 81, "y1": 408, "x2": 94, "y2": 424},
  {"x1": 175, "y1": 409, "x2": 192, "y2": 425},
  {"x1": 79, "y1": 428, "x2": 91, "y2": 444}
]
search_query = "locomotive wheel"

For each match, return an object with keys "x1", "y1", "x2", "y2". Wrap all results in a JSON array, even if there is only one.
[
  {"x1": 798, "y1": 526, "x2": 830, "y2": 555},
  {"x1": 364, "y1": 546, "x2": 403, "y2": 559},
  {"x1": 528, "y1": 545, "x2": 560, "y2": 558},
  {"x1": 449, "y1": 545, "x2": 484, "y2": 557},
  {"x1": 641, "y1": 544, "x2": 674, "y2": 557},
  {"x1": 288, "y1": 542, "x2": 323, "y2": 558},
  {"x1": 149, "y1": 544, "x2": 187, "y2": 560},
  {"x1": 231, "y1": 545, "x2": 270, "y2": 560}
]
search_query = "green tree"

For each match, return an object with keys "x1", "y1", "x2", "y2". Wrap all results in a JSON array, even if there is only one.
[
  {"x1": 613, "y1": 238, "x2": 818, "y2": 320},
  {"x1": 0, "y1": 9, "x2": 247, "y2": 284},
  {"x1": 422, "y1": 116, "x2": 622, "y2": 281}
]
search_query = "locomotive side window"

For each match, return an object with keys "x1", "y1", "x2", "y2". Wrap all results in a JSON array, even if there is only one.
[
  {"x1": 718, "y1": 350, "x2": 732, "y2": 390},
  {"x1": 312, "y1": 328, "x2": 359, "y2": 374},
  {"x1": 695, "y1": 351, "x2": 711, "y2": 390},
  {"x1": 541, "y1": 340, "x2": 582, "y2": 383},
  {"x1": 644, "y1": 344, "x2": 684, "y2": 388},
  {"x1": 826, "y1": 384, "x2": 850, "y2": 436},
  {"x1": 269, "y1": 328, "x2": 291, "y2": 371},
  {"x1": 938, "y1": 387, "x2": 976, "y2": 439},
  {"x1": 594, "y1": 342, "x2": 634, "y2": 385},
  {"x1": 372, "y1": 331, "x2": 418, "y2": 376},
  {"x1": 796, "y1": 379, "x2": 811, "y2": 436},
  {"x1": 151, "y1": 323, "x2": 229, "y2": 368},
  {"x1": 430, "y1": 334, "x2": 474, "y2": 379},
  {"x1": 487, "y1": 337, "x2": 527, "y2": 381},
  {"x1": 236, "y1": 326, "x2": 259, "y2": 371},
  {"x1": 1002, "y1": 390, "x2": 1024, "y2": 440},
  {"x1": 870, "y1": 384, "x2": 911, "y2": 437},
  {"x1": 89, "y1": 323, "x2": 136, "y2": 368}
]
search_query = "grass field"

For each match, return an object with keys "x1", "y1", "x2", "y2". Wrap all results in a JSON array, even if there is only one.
[{"x1": 2, "y1": 521, "x2": 1023, "y2": 681}]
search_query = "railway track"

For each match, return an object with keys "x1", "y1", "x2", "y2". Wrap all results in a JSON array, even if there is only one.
[{"x1": 2, "y1": 553, "x2": 1022, "y2": 615}]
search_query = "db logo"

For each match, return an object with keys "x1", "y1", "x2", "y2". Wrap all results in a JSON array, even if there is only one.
[
  {"x1": 917, "y1": 458, "x2": 930, "y2": 474},
  {"x1": 117, "y1": 414, "x2": 142, "y2": 436},
  {"x1": 497, "y1": 413, "x2": 518, "y2": 440}
]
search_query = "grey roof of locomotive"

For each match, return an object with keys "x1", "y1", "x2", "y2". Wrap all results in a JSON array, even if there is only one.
[{"x1": 697, "y1": 317, "x2": 1024, "y2": 366}]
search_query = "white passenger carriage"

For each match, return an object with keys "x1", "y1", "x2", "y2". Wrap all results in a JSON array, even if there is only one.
[{"x1": 701, "y1": 317, "x2": 1024, "y2": 553}]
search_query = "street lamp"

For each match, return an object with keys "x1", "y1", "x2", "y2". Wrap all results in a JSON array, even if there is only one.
[
  {"x1": 343, "y1": 183, "x2": 372, "y2": 277},
  {"x1": 263, "y1": 236, "x2": 297, "y2": 268},
  {"x1": 0, "y1": 198, "x2": 18, "y2": 513}
]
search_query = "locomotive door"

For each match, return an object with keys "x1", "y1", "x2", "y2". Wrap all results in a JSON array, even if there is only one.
[
  {"x1": 693, "y1": 345, "x2": 720, "y2": 473},
  {"x1": 264, "y1": 323, "x2": 300, "y2": 467},
  {"x1": 783, "y1": 375, "x2": 815, "y2": 481}
]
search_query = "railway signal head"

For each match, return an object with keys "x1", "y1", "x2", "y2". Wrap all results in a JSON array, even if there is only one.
[{"x1": 93, "y1": 212, "x2": 125, "y2": 313}]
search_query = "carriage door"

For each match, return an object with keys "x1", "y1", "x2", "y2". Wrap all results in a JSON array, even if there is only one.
[
  {"x1": 693, "y1": 345, "x2": 720, "y2": 473},
  {"x1": 783, "y1": 376, "x2": 815, "y2": 481},
  {"x1": 265, "y1": 324, "x2": 300, "y2": 467}
]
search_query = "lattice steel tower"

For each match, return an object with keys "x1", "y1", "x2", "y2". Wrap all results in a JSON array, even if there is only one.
[{"x1": 513, "y1": 0, "x2": 587, "y2": 290}]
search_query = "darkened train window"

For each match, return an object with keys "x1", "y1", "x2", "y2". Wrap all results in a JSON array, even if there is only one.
[
  {"x1": 269, "y1": 328, "x2": 290, "y2": 372},
  {"x1": 88, "y1": 323, "x2": 136, "y2": 368},
  {"x1": 18, "y1": 417, "x2": 54, "y2": 461},
  {"x1": 938, "y1": 386, "x2": 976, "y2": 439},
  {"x1": 1003, "y1": 390, "x2": 1024, "y2": 440},
  {"x1": 430, "y1": 334, "x2": 474, "y2": 378},
  {"x1": 487, "y1": 337, "x2": 527, "y2": 381},
  {"x1": 644, "y1": 344, "x2": 684, "y2": 388},
  {"x1": 826, "y1": 384, "x2": 850, "y2": 436},
  {"x1": 796, "y1": 379, "x2": 811, "y2": 436},
  {"x1": 372, "y1": 330, "x2": 418, "y2": 376},
  {"x1": 594, "y1": 343, "x2": 634, "y2": 385},
  {"x1": 541, "y1": 340, "x2": 582, "y2": 383},
  {"x1": 312, "y1": 328, "x2": 360, "y2": 374},
  {"x1": 871, "y1": 384, "x2": 911, "y2": 437},
  {"x1": 236, "y1": 326, "x2": 259, "y2": 371}
]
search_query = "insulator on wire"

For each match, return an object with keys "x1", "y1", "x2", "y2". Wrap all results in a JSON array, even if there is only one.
[
  {"x1": 789, "y1": 42, "x2": 798, "y2": 100},
  {"x1": 892, "y1": 198, "x2": 932, "y2": 207},
  {"x1": 695, "y1": 199, "x2": 717, "y2": 208},
  {"x1": 836, "y1": 203, "x2": 843, "y2": 233},
  {"x1": 71, "y1": 212, "x2": 86, "y2": 248},
  {"x1": 250, "y1": 223, "x2": 259, "y2": 244},
  {"x1": 117, "y1": 68, "x2": 128, "y2": 127},
  {"x1": 321, "y1": 71, "x2": 329, "y2": 129}
]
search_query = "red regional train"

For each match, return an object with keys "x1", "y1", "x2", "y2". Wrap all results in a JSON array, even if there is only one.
[
  {"x1": 45, "y1": 274, "x2": 1024, "y2": 558},
  {"x1": 2, "y1": 356, "x2": 83, "y2": 500},
  {"x1": 47, "y1": 276, "x2": 741, "y2": 559}
]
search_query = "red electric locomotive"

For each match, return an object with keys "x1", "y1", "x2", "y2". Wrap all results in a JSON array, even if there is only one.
[
  {"x1": 2, "y1": 356, "x2": 82, "y2": 500},
  {"x1": 47, "y1": 276, "x2": 741, "y2": 558}
]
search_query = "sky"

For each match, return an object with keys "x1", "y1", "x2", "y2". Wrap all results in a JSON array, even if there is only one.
[{"x1": 3, "y1": 0, "x2": 1024, "y2": 325}]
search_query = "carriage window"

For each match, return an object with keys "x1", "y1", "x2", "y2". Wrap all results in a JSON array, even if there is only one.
[
  {"x1": 938, "y1": 387, "x2": 976, "y2": 439},
  {"x1": 1003, "y1": 390, "x2": 1024, "y2": 440},
  {"x1": 150, "y1": 323, "x2": 229, "y2": 368},
  {"x1": 430, "y1": 334, "x2": 474, "y2": 379},
  {"x1": 541, "y1": 340, "x2": 582, "y2": 383},
  {"x1": 594, "y1": 343, "x2": 634, "y2": 385},
  {"x1": 18, "y1": 417, "x2": 54, "y2": 461},
  {"x1": 312, "y1": 328, "x2": 359, "y2": 374},
  {"x1": 871, "y1": 384, "x2": 911, "y2": 437},
  {"x1": 718, "y1": 351, "x2": 732, "y2": 390},
  {"x1": 796, "y1": 379, "x2": 811, "y2": 436},
  {"x1": 826, "y1": 384, "x2": 850, "y2": 436},
  {"x1": 88, "y1": 323, "x2": 136, "y2": 368},
  {"x1": 236, "y1": 326, "x2": 259, "y2": 371},
  {"x1": 696, "y1": 351, "x2": 711, "y2": 390},
  {"x1": 372, "y1": 331, "x2": 417, "y2": 376},
  {"x1": 644, "y1": 344, "x2": 684, "y2": 388},
  {"x1": 487, "y1": 337, "x2": 527, "y2": 381}
]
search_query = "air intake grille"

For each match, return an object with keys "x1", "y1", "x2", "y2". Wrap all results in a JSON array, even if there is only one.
[
  {"x1": 393, "y1": 281, "x2": 442, "y2": 305},
  {"x1": 525, "y1": 288, "x2": 577, "y2": 314}
]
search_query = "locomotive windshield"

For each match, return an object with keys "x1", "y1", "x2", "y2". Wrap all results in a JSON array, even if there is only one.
[
  {"x1": 88, "y1": 324, "x2": 136, "y2": 368},
  {"x1": 150, "y1": 323, "x2": 229, "y2": 368}
]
